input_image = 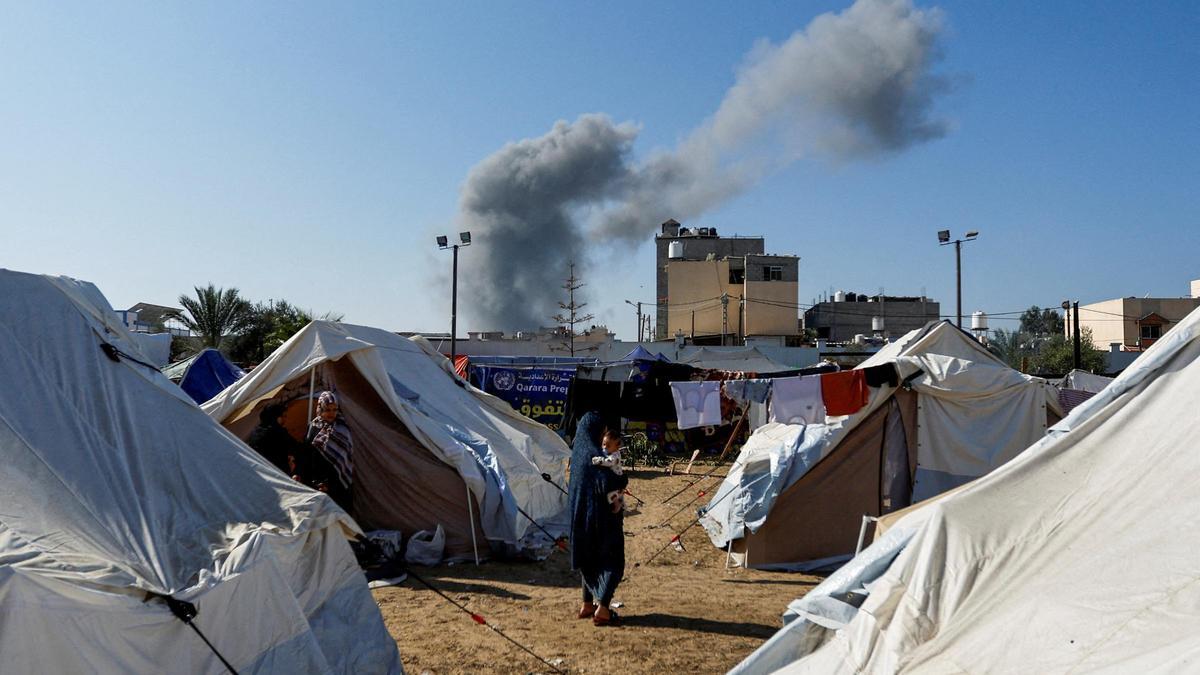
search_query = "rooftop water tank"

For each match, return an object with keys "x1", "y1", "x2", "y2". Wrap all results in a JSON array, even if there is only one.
[
  {"x1": 971, "y1": 311, "x2": 989, "y2": 331},
  {"x1": 834, "y1": 290, "x2": 846, "y2": 302},
  {"x1": 668, "y1": 241, "x2": 684, "y2": 259},
  {"x1": 872, "y1": 316, "x2": 885, "y2": 332}
]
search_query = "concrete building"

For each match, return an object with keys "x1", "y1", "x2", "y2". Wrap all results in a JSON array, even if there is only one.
[
  {"x1": 804, "y1": 293, "x2": 940, "y2": 342},
  {"x1": 1074, "y1": 282, "x2": 1200, "y2": 351},
  {"x1": 654, "y1": 219, "x2": 799, "y2": 342}
]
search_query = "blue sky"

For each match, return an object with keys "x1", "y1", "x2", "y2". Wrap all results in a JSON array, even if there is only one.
[{"x1": 2, "y1": 1, "x2": 1196, "y2": 337}]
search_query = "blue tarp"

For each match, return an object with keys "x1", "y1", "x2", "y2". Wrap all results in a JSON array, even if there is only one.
[
  {"x1": 619, "y1": 345, "x2": 672, "y2": 362},
  {"x1": 163, "y1": 348, "x2": 246, "y2": 404}
]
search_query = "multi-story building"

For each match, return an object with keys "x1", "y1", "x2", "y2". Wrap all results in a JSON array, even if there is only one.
[
  {"x1": 654, "y1": 219, "x2": 799, "y2": 343},
  {"x1": 1074, "y1": 282, "x2": 1200, "y2": 351},
  {"x1": 804, "y1": 292, "x2": 940, "y2": 342}
]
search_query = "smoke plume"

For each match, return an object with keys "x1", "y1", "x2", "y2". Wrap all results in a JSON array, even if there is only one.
[{"x1": 458, "y1": 0, "x2": 951, "y2": 331}]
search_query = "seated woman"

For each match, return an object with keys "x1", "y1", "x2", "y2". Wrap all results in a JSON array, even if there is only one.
[
  {"x1": 306, "y1": 391, "x2": 355, "y2": 510},
  {"x1": 568, "y1": 412, "x2": 628, "y2": 627},
  {"x1": 246, "y1": 403, "x2": 299, "y2": 475}
]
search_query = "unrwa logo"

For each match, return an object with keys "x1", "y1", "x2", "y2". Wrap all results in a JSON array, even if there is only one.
[{"x1": 493, "y1": 370, "x2": 516, "y2": 391}]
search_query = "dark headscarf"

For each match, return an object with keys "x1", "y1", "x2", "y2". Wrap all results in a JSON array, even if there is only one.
[{"x1": 568, "y1": 412, "x2": 614, "y2": 570}]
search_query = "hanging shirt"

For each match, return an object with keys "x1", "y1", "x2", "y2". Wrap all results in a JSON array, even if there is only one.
[
  {"x1": 822, "y1": 369, "x2": 870, "y2": 416},
  {"x1": 769, "y1": 375, "x2": 825, "y2": 425},
  {"x1": 669, "y1": 381, "x2": 722, "y2": 429},
  {"x1": 724, "y1": 378, "x2": 773, "y2": 404}
]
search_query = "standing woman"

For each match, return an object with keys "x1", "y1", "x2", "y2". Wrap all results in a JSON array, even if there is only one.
[
  {"x1": 306, "y1": 391, "x2": 355, "y2": 510},
  {"x1": 568, "y1": 412, "x2": 628, "y2": 627}
]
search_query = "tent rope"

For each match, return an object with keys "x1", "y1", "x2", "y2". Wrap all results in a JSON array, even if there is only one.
[
  {"x1": 99, "y1": 342, "x2": 163, "y2": 373},
  {"x1": 154, "y1": 594, "x2": 241, "y2": 675},
  {"x1": 405, "y1": 570, "x2": 567, "y2": 674},
  {"x1": 660, "y1": 406, "x2": 748, "y2": 504}
]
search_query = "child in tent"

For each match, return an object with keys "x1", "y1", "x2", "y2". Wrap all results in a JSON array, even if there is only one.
[{"x1": 592, "y1": 436, "x2": 625, "y2": 513}]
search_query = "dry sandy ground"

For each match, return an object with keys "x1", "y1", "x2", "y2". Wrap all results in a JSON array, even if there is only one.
[{"x1": 374, "y1": 467, "x2": 821, "y2": 674}]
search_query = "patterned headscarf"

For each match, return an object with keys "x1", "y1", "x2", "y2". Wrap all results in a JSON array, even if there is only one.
[{"x1": 311, "y1": 391, "x2": 353, "y2": 489}]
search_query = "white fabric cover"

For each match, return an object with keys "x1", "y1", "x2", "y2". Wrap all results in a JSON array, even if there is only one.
[
  {"x1": 701, "y1": 322, "x2": 1059, "y2": 558},
  {"x1": 204, "y1": 321, "x2": 570, "y2": 549},
  {"x1": 734, "y1": 306, "x2": 1200, "y2": 674},
  {"x1": 1059, "y1": 368, "x2": 1113, "y2": 394},
  {"x1": 0, "y1": 270, "x2": 400, "y2": 674}
]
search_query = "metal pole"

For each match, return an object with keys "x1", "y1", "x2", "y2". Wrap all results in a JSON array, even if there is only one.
[
  {"x1": 307, "y1": 366, "x2": 316, "y2": 422},
  {"x1": 955, "y1": 239, "x2": 963, "y2": 328},
  {"x1": 637, "y1": 302, "x2": 643, "y2": 343},
  {"x1": 1073, "y1": 301, "x2": 1082, "y2": 370},
  {"x1": 451, "y1": 244, "x2": 459, "y2": 363},
  {"x1": 466, "y1": 482, "x2": 480, "y2": 566}
]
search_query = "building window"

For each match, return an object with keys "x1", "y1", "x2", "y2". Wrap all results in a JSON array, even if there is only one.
[
  {"x1": 729, "y1": 268, "x2": 745, "y2": 284},
  {"x1": 765, "y1": 265, "x2": 783, "y2": 281},
  {"x1": 1141, "y1": 324, "x2": 1161, "y2": 340}
]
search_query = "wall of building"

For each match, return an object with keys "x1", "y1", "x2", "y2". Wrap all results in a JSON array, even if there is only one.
[
  {"x1": 655, "y1": 225, "x2": 764, "y2": 338},
  {"x1": 804, "y1": 299, "x2": 940, "y2": 342},
  {"x1": 1078, "y1": 297, "x2": 1200, "y2": 349},
  {"x1": 665, "y1": 259, "x2": 738, "y2": 337}
]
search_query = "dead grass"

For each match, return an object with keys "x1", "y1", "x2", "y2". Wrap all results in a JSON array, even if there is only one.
[{"x1": 373, "y1": 466, "x2": 820, "y2": 674}]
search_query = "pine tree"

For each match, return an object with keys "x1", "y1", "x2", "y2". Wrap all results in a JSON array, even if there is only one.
[{"x1": 551, "y1": 263, "x2": 595, "y2": 356}]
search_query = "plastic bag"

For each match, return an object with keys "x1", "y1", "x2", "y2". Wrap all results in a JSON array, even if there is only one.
[{"x1": 404, "y1": 524, "x2": 446, "y2": 566}]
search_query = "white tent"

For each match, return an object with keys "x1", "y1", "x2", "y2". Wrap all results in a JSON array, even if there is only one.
[
  {"x1": 203, "y1": 320, "x2": 570, "y2": 555},
  {"x1": 0, "y1": 270, "x2": 400, "y2": 673},
  {"x1": 701, "y1": 321, "x2": 1061, "y2": 570},
  {"x1": 733, "y1": 305, "x2": 1200, "y2": 674},
  {"x1": 682, "y1": 347, "x2": 794, "y2": 373}
]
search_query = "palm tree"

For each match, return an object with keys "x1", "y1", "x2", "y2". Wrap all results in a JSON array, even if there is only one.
[
  {"x1": 170, "y1": 284, "x2": 253, "y2": 349},
  {"x1": 987, "y1": 328, "x2": 1032, "y2": 372}
]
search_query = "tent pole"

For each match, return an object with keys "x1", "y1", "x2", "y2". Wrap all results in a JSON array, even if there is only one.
[
  {"x1": 466, "y1": 484, "x2": 480, "y2": 566},
  {"x1": 725, "y1": 537, "x2": 734, "y2": 570},
  {"x1": 855, "y1": 515, "x2": 879, "y2": 555},
  {"x1": 306, "y1": 366, "x2": 316, "y2": 422}
]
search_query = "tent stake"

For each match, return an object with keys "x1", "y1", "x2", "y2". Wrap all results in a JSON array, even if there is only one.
[{"x1": 466, "y1": 483, "x2": 481, "y2": 566}]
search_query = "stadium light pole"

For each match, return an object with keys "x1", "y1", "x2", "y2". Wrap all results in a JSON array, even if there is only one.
[
  {"x1": 437, "y1": 232, "x2": 471, "y2": 363},
  {"x1": 938, "y1": 229, "x2": 979, "y2": 328}
]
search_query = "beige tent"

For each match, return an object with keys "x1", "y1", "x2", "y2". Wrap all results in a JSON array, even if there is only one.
[
  {"x1": 701, "y1": 321, "x2": 1062, "y2": 570},
  {"x1": 205, "y1": 321, "x2": 571, "y2": 562}
]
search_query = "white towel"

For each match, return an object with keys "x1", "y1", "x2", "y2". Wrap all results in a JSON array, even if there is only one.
[
  {"x1": 670, "y1": 381, "x2": 722, "y2": 429},
  {"x1": 769, "y1": 375, "x2": 825, "y2": 425}
]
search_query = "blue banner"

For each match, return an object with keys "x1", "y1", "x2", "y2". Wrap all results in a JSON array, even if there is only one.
[{"x1": 470, "y1": 365, "x2": 575, "y2": 430}]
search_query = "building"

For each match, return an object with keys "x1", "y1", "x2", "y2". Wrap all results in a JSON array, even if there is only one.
[
  {"x1": 654, "y1": 219, "x2": 799, "y2": 343},
  {"x1": 1074, "y1": 281, "x2": 1200, "y2": 351},
  {"x1": 118, "y1": 302, "x2": 191, "y2": 337},
  {"x1": 804, "y1": 292, "x2": 940, "y2": 342}
]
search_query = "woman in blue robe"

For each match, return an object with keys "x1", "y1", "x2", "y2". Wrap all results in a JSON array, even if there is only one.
[{"x1": 568, "y1": 412, "x2": 628, "y2": 626}]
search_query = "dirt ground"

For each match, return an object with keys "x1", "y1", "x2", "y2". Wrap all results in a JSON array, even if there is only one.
[{"x1": 373, "y1": 466, "x2": 821, "y2": 674}]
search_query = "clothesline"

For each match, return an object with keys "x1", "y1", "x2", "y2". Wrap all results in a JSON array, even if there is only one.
[{"x1": 668, "y1": 363, "x2": 900, "y2": 430}]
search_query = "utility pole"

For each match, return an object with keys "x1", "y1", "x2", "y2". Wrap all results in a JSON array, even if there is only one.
[
  {"x1": 437, "y1": 232, "x2": 472, "y2": 363},
  {"x1": 738, "y1": 295, "x2": 745, "y2": 344},
  {"x1": 552, "y1": 263, "x2": 593, "y2": 356},
  {"x1": 938, "y1": 229, "x2": 979, "y2": 328},
  {"x1": 1061, "y1": 300, "x2": 1082, "y2": 370},
  {"x1": 625, "y1": 300, "x2": 642, "y2": 343},
  {"x1": 721, "y1": 293, "x2": 730, "y2": 346}
]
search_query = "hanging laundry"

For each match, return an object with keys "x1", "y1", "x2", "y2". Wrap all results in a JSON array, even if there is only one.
[
  {"x1": 863, "y1": 363, "x2": 899, "y2": 388},
  {"x1": 821, "y1": 369, "x2": 870, "y2": 416},
  {"x1": 769, "y1": 375, "x2": 825, "y2": 425},
  {"x1": 723, "y1": 378, "x2": 772, "y2": 404},
  {"x1": 669, "y1": 381, "x2": 722, "y2": 429}
]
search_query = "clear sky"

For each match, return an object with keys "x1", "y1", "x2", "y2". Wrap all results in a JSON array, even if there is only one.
[{"x1": 3, "y1": 1, "x2": 1197, "y2": 337}]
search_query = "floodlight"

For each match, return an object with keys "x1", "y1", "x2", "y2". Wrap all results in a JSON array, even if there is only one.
[
  {"x1": 965, "y1": 230, "x2": 979, "y2": 239},
  {"x1": 937, "y1": 230, "x2": 950, "y2": 243},
  {"x1": 459, "y1": 231, "x2": 472, "y2": 245},
  {"x1": 436, "y1": 235, "x2": 448, "y2": 248}
]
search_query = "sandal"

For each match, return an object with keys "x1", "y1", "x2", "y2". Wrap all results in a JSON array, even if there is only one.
[
  {"x1": 593, "y1": 610, "x2": 622, "y2": 627},
  {"x1": 577, "y1": 604, "x2": 596, "y2": 619}
]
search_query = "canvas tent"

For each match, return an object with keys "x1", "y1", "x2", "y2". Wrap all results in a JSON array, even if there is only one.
[
  {"x1": 681, "y1": 347, "x2": 792, "y2": 373},
  {"x1": 701, "y1": 321, "x2": 1062, "y2": 570},
  {"x1": 0, "y1": 270, "x2": 399, "y2": 673},
  {"x1": 163, "y1": 347, "x2": 246, "y2": 404},
  {"x1": 731, "y1": 306, "x2": 1200, "y2": 675},
  {"x1": 203, "y1": 321, "x2": 571, "y2": 561}
]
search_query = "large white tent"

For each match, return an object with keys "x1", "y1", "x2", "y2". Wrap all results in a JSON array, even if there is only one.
[
  {"x1": 733, "y1": 306, "x2": 1200, "y2": 674},
  {"x1": 203, "y1": 320, "x2": 570, "y2": 557},
  {"x1": 701, "y1": 321, "x2": 1061, "y2": 570},
  {"x1": 0, "y1": 270, "x2": 400, "y2": 673}
]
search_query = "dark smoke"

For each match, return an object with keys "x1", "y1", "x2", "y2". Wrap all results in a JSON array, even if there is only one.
[{"x1": 459, "y1": 0, "x2": 951, "y2": 331}]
